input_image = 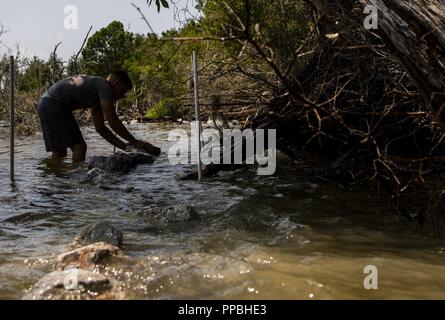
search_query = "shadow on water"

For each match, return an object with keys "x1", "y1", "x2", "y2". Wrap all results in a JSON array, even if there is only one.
[{"x1": 0, "y1": 123, "x2": 445, "y2": 299}]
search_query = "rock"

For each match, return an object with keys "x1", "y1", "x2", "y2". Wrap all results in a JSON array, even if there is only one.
[
  {"x1": 73, "y1": 222, "x2": 123, "y2": 248},
  {"x1": 88, "y1": 151, "x2": 153, "y2": 174},
  {"x1": 87, "y1": 167, "x2": 100, "y2": 177},
  {"x1": 176, "y1": 171, "x2": 199, "y2": 181},
  {"x1": 231, "y1": 120, "x2": 240, "y2": 128},
  {"x1": 56, "y1": 242, "x2": 123, "y2": 271},
  {"x1": 206, "y1": 117, "x2": 227, "y2": 129},
  {"x1": 85, "y1": 167, "x2": 116, "y2": 185},
  {"x1": 138, "y1": 205, "x2": 200, "y2": 225},
  {"x1": 22, "y1": 269, "x2": 127, "y2": 300},
  {"x1": 176, "y1": 164, "x2": 233, "y2": 180}
]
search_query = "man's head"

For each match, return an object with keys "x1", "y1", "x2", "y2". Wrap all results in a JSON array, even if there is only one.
[{"x1": 106, "y1": 70, "x2": 133, "y2": 101}]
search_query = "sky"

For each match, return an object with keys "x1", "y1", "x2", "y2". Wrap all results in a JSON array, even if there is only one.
[{"x1": 0, "y1": 0, "x2": 199, "y2": 61}]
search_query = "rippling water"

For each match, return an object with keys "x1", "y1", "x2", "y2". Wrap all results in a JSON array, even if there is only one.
[{"x1": 0, "y1": 123, "x2": 444, "y2": 299}]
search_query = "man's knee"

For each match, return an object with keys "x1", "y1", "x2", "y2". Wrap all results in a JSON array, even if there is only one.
[{"x1": 72, "y1": 143, "x2": 87, "y2": 162}]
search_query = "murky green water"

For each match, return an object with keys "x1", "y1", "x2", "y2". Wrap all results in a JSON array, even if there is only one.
[{"x1": 1, "y1": 123, "x2": 444, "y2": 299}]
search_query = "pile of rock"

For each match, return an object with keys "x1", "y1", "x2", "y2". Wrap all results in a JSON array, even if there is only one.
[
  {"x1": 23, "y1": 222, "x2": 129, "y2": 300},
  {"x1": 23, "y1": 207, "x2": 201, "y2": 300},
  {"x1": 78, "y1": 150, "x2": 154, "y2": 189},
  {"x1": 88, "y1": 151, "x2": 153, "y2": 174}
]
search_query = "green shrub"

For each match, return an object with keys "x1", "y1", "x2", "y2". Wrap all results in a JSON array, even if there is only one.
[{"x1": 145, "y1": 98, "x2": 181, "y2": 119}]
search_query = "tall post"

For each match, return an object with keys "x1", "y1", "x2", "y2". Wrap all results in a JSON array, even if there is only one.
[
  {"x1": 9, "y1": 56, "x2": 15, "y2": 184},
  {"x1": 192, "y1": 51, "x2": 202, "y2": 181},
  {"x1": 114, "y1": 101, "x2": 118, "y2": 154}
]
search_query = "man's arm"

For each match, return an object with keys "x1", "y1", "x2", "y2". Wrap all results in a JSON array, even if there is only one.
[
  {"x1": 98, "y1": 100, "x2": 161, "y2": 156},
  {"x1": 100, "y1": 99, "x2": 137, "y2": 144},
  {"x1": 91, "y1": 106, "x2": 128, "y2": 150}
]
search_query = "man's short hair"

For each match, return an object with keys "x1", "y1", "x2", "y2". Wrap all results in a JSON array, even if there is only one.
[{"x1": 110, "y1": 70, "x2": 133, "y2": 91}]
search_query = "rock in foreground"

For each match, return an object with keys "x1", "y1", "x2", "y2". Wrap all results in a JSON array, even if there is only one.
[
  {"x1": 56, "y1": 242, "x2": 123, "y2": 271},
  {"x1": 73, "y1": 222, "x2": 123, "y2": 248},
  {"x1": 22, "y1": 269, "x2": 127, "y2": 300}
]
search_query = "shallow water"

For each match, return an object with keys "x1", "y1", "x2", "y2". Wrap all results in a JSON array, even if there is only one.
[{"x1": 0, "y1": 123, "x2": 444, "y2": 299}]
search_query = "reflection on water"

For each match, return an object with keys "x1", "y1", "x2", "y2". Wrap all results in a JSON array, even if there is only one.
[{"x1": 0, "y1": 123, "x2": 444, "y2": 299}]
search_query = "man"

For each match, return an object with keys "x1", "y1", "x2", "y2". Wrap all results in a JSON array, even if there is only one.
[{"x1": 37, "y1": 71, "x2": 160, "y2": 162}]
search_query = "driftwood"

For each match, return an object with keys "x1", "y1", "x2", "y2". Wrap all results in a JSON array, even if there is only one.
[{"x1": 308, "y1": 0, "x2": 445, "y2": 129}]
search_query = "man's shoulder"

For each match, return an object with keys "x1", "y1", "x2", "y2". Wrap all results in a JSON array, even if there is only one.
[
  {"x1": 90, "y1": 76, "x2": 109, "y2": 87},
  {"x1": 77, "y1": 75, "x2": 104, "y2": 83},
  {"x1": 92, "y1": 76, "x2": 113, "y2": 100},
  {"x1": 76, "y1": 75, "x2": 109, "y2": 91}
]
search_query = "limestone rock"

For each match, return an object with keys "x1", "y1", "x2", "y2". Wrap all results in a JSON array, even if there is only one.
[
  {"x1": 56, "y1": 242, "x2": 123, "y2": 271},
  {"x1": 88, "y1": 151, "x2": 153, "y2": 174},
  {"x1": 22, "y1": 269, "x2": 127, "y2": 300},
  {"x1": 85, "y1": 167, "x2": 115, "y2": 185},
  {"x1": 73, "y1": 222, "x2": 123, "y2": 248},
  {"x1": 138, "y1": 205, "x2": 200, "y2": 225}
]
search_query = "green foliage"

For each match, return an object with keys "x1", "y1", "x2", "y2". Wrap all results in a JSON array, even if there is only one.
[
  {"x1": 80, "y1": 21, "x2": 135, "y2": 77},
  {"x1": 147, "y1": 0, "x2": 169, "y2": 12},
  {"x1": 2, "y1": 0, "x2": 313, "y2": 134},
  {"x1": 123, "y1": 21, "x2": 206, "y2": 114},
  {"x1": 66, "y1": 55, "x2": 79, "y2": 76},
  {"x1": 17, "y1": 56, "x2": 50, "y2": 91},
  {"x1": 201, "y1": 0, "x2": 312, "y2": 79},
  {"x1": 145, "y1": 97, "x2": 181, "y2": 119}
]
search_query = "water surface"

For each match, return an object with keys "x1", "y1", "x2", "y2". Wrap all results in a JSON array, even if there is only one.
[{"x1": 0, "y1": 123, "x2": 444, "y2": 299}]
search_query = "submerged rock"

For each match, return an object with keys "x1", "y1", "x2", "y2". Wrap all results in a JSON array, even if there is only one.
[
  {"x1": 85, "y1": 167, "x2": 116, "y2": 185},
  {"x1": 88, "y1": 151, "x2": 154, "y2": 174},
  {"x1": 176, "y1": 164, "x2": 238, "y2": 180},
  {"x1": 56, "y1": 242, "x2": 123, "y2": 271},
  {"x1": 138, "y1": 205, "x2": 200, "y2": 225},
  {"x1": 73, "y1": 222, "x2": 123, "y2": 248},
  {"x1": 176, "y1": 171, "x2": 199, "y2": 181},
  {"x1": 22, "y1": 269, "x2": 127, "y2": 300}
]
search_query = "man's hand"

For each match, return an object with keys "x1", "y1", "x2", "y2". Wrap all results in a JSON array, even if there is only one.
[{"x1": 132, "y1": 140, "x2": 161, "y2": 156}]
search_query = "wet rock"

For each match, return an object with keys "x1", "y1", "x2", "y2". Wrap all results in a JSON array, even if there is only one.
[
  {"x1": 88, "y1": 151, "x2": 153, "y2": 174},
  {"x1": 73, "y1": 222, "x2": 123, "y2": 248},
  {"x1": 138, "y1": 205, "x2": 200, "y2": 224},
  {"x1": 22, "y1": 269, "x2": 127, "y2": 300},
  {"x1": 56, "y1": 242, "x2": 123, "y2": 271},
  {"x1": 176, "y1": 164, "x2": 237, "y2": 180},
  {"x1": 124, "y1": 185, "x2": 135, "y2": 193},
  {"x1": 85, "y1": 167, "x2": 116, "y2": 185},
  {"x1": 176, "y1": 170, "x2": 199, "y2": 181}
]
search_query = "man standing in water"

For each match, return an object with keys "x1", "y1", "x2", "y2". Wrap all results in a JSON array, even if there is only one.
[{"x1": 37, "y1": 71, "x2": 161, "y2": 162}]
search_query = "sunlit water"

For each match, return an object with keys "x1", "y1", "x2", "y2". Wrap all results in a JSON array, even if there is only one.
[{"x1": 0, "y1": 123, "x2": 444, "y2": 299}]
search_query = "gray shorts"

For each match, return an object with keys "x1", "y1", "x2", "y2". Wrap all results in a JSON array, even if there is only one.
[{"x1": 37, "y1": 97, "x2": 85, "y2": 152}]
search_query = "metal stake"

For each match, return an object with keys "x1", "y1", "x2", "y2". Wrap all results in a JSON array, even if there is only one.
[
  {"x1": 192, "y1": 51, "x2": 202, "y2": 181},
  {"x1": 114, "y1": 101, "x2": 118, "y2": 154},
  {"x1": 9, "y1": 56, "x2": 15, "y2": 184}
]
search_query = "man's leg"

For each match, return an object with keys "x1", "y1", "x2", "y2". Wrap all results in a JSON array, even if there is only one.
[
  {"x1": 51, "y1": 149, "x2": 67, "y2": 160},
  {"x1": 71, "y1": 143, "x2": 87, "y2": 163}
]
